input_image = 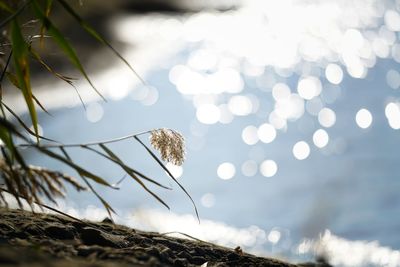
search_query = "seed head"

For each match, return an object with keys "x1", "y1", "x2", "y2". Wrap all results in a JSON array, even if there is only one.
[{"x1": 149, "y1": 128, "x2": 186, "y2": 166}]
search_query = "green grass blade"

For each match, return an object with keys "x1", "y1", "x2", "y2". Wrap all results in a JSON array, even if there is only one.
[
  {"x1": 134, "y1": 136, "x2": 199, "y2": 222},
  {"x1": 6, "y1": 70, "x2": 51, "y2": 116},
  {"x1": 59, "y1": 147, "x2": 116, "y2": 218},
  {"x1": 0, "y1": 2, "x2": 14, "y2": 13},
  {"x1": 32, "y1": 0, "x2": 106, "y2": 101},
  {"x1": 90, "y1": 144, "x2": 170, "y2": 209},
  {"x1": 11, "y1": 19, "x2": 39, "y2": 142},
  {"x1": 29, "y1": 47, "x2": 86, "y2": 109},
  {"x1": 0, "y1": 0, "x2": 31, "y2": 29},
  {"x1": 34, "y1": 146, "x2": 114, "y2": 188},
  {"x1": 55, "y1": 0, "x2": 146, "y2": 85},
  {"x1": 96, "y1": 144, "x2": 171, "y2": 189},
  {"x1": 0, "y1": 100, "x2": 57, "y2": 142}
]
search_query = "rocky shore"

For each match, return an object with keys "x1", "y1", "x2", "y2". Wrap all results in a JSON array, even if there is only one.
[{"x1": 0, "y1": 208, "x2": 328, "y2": 266}]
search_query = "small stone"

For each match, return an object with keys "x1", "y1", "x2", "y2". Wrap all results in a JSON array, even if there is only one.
[
  {"x1": 145, "y1": 247, "x2": 160, "y2": 257},
  {"x1": 44, "y1": 224, "x2": 75, "y2": 240},
  {"x1": 80, "y1": 227, "x2": 125, "y2": 248},
  {"x1": 101, "y1": 217, "x2": 114, "y2": 224},
  {"x1": 227, "y1": 252, "x2": 240, "y2": 261},
  {"x1": 190, "y1": 256, "x2": 207, "y2": 265},
  {"x1": 177, "y1": 250, "x2": 191, "y2": 259},
  {"x1": 174, "y1": 258, "x2": 189, "y2": 267},
  {"x1": 76, "y1": 245, "x2": 105, "y2": 257}
]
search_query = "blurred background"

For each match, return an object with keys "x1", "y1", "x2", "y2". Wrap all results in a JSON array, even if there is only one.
[{"x1": 3, "y1": 0, "x2": 400, "y2": 266}]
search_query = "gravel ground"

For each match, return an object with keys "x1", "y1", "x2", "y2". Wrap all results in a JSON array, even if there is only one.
[{"x1": 0, "y1": 208, "x2": 329, "y2": 267}]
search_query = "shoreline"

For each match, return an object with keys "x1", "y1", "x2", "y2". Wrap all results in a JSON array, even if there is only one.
[{"x1": 0, "y1": 208, "x2": 327, "y2": 266}]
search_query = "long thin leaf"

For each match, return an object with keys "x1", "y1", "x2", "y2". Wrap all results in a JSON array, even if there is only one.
[
  {"x1": 55, "y1": 0, "x2": 146, "y2": 85},
  {"x1": 0, "y1": 2, "x2": 14, "y2": 14},
  {"x1": 96, "y1": 144, "x2": 171, "y2": 189},
  {"x1": 86, "y1": 144, "x2": 170, "y2": 210},
  {"x1": 32, "y1": 0, "x2": 106, "y2": 101},
  {"x1": 6, "y1": 71, "x2": 51, "y2": 115},
  {"x1": 59, "y1": 147, "x2": 115, "y2": 218},
  {"x1": 31, "y1": 94, "x2": 51, "y2": 115},
  {"x1": 29, "y1": 47, "x2": 86, "y2": 109},
  {"x1": 38, "y1": 147, "x2": 114, "y2": 188},
  {"x1": 0, "y1": 0, "x2": 32, "y2": 29},
  {"x1": 0, "y1": 100, "x2": 57, "y2": 142},
  {"x1": 39, "y1": 0, "x2": 53, "y2": 47},
  {"x1": 0, "y1": 51, "x2": 12, "y2": 103},
  {"x1": 134, "y1": 136, "x2": 199, "y2": 222},
  {"x1": 0, "y1": 119, "x2": 112, "y2": 188},
  {"x1": 11, "y1": 19, "x2": 39, "y2": 142}
]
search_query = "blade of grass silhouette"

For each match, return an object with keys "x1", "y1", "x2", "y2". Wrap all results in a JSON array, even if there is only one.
[
  {"x1": 0, "y1": 0, "x2": 32, "y2": 29},
  {"x1": 29, "y1": 48, "x2": 86, "y2": 110},
  {"x1": 38, "y1": 148, "x2": 116, "y2": 188},
  {"x1": 0, "y1": 187, "x2": 90, "y2": 225},
  {"x1": 32, "y1": 1, "x2": 106, "y2": 102},
  {"x1": 5, "y1": 55, "x2": 51, "y2": 116},
  {"x1": 39, "y1": 0, "x2": 53, "y2": 47},
  {"x1": 134, "y1": 135, "x2": 200, "y2": 223},
  {"x1": 55, "y1": 0, "x2": 147, "y2": 86},
  {"x1": 0, "y1": 100, "x2": 58, "y2": 142},
  {"x1": 0, "y1": 121, "x2": 116, "y2": 188},
  {"x1": 96, "y1": 144, "x2": 171, "y2": 190},
  {"x1": 24, "y1": 130, "x2": 152, "y2": 148},
  {"x1": 83, "y1": 145, "x2": 170, "y2": 210},
  {"x1": 0, "y1": 2, "x2": 14, "y2": 13},
  {"x1": 31, "y1": 94, "x2": 51, "y2": 116},
  {"x1": 113, "y1": 174, "x2": 127, "y2": 187},
  {"x1": 59, "y1": 147, "x2": 115, "y2": 218},
  {"x1": 11, "y1": 19, "x2": 39, "y2": 142},
  {"x1": 0, "y1": 50, "x2": 12, "y2": 118},
  {"x1": 1, "y1": 147, "x2": 27, "y2": 207}
]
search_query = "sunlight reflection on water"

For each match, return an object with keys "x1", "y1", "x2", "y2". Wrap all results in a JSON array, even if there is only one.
[{"x1": 12, "y1": 0, "x2": 400, "y2": 266}]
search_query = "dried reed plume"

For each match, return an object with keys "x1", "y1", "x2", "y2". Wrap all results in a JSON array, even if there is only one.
[
  {"x1": 0, "y1": 159, "x2": 85, "y2": 208},
  {"x1": 149, "y1": 128, "x2": 186, "y2": 166}
]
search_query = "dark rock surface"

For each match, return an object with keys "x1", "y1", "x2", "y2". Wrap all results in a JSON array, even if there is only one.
[{"x1": 0, "y1": 208, "x2": 328, "y2": 266}]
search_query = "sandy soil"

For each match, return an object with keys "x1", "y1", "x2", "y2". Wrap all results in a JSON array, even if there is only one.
[{"x1": 0, "y1": 208, "x2": 329, "y2": 267}]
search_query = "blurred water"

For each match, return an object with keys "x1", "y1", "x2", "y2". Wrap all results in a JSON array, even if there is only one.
[{"x1": 15, "y1": 0, "x2": 400, "y2": 266}]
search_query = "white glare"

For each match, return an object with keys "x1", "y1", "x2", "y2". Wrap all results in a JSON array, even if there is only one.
[
  {"x1": 325, "y1": 64, "x2": 344, "y2": 85},
  {"x1": 272, "y1": 83, "x2": 291, "y2": 101},
  {"x1": 268, "y1": 230, "x2": 281, "y2": 244},
  {"x1": 274, "y1": 94, "x2": 305, "y2": 121},
  {"x1": 313, "y1": 129, "x2": 329, "y2": 148},
  {"x1": 217, "y1": 162, "x2": 236, "y2": 180},
  {"x1": 385, "y1": 10, "x2": 400, "y2": 32},
  {"x1": 355, "y1": 108, "x2": 373, "y2": 129},
  {"x1": 386, "y1": 69, "x2": 400, "y2": 89},
  {"x1": 293, "y1": 141, "x2": 310, "y2": 160},
  {"x1": 218, "y1": 104, "x2": 234, "y2": 124},
  {"x1": 141, "y1": 87, "x2": 159, "y2": 106},
  {"x1": 188, "y1": 49, "x2": 217, "y2": 71},
  {"x1": 269, "y1": 111, "x2": 287, "y2": 130},
  {"x1": 228, "y1": 95, "x2": 253, "y2": 116},
  {"x1": 200, "y1": 193, "x2": 215, "y2": 208},
  {"x1": 242, "y1": 126, "x2": 259, "y2": 145},
  {"x1": 166, "y1": 163, "x2": 183, "y2": 178},
  {"x1": 318, "y1": 108, "x2": 336, "y2": 128},
  {"x1": 385, "y1": 102, "x2": 400, "y2": 129},
  {"x1": 257, "y1": 123, "x2": 276, "y2": 143},
  {"x1": 86, "y1": 102, "x2": 104, "y2": 123},
  {"x1": 241, "y1": 160, "x2": 258, "y2": 177},
  {"x1": 297, "y1": 76, "x2": 322, "y2": 100},
  {"x1": 196, "y1": 104, "x2": 220, "y2": 124},
  {"x1": 260, "y1": 160, "x2": 278, "y2": 177}
]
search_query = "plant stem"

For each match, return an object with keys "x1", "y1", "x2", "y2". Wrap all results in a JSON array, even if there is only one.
[{"x1": 18, "y1": 130, "x2": 152, "y2": 148}]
